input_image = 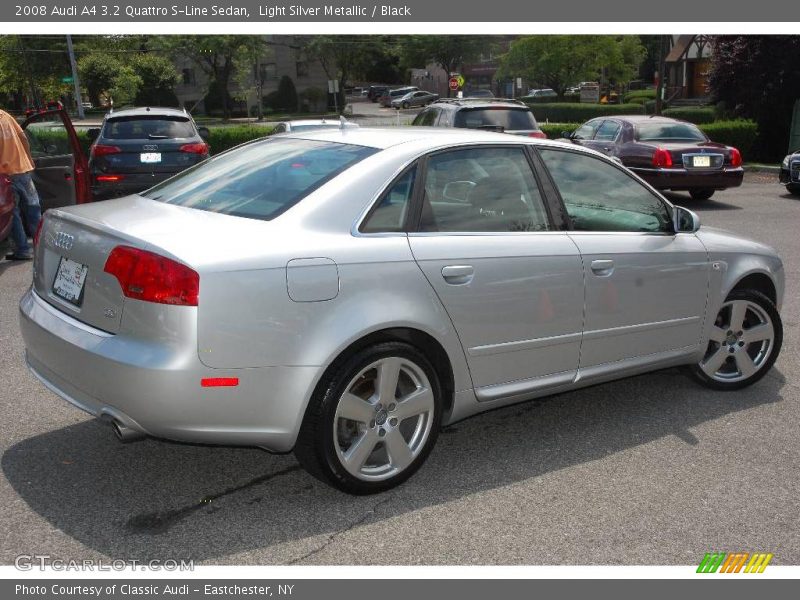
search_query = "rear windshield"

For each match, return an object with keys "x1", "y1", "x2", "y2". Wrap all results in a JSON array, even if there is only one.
[
  {"x1": 636, "y1": 122, "x2": 706, "y2": 142},
  {"x1": 103, "y1": 116, "x2": 196, "y2": 140},
  {"x1": 454, "y1": 107, "x2": 538, "y2": 131},
  {"x1": 142, "y1": 138, "x2": 377, "y2": 221}
]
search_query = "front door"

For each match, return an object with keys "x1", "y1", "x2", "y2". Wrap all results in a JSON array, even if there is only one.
[
  {"x1": 22, "y1": 106, "x2": 89, "y2": 210},
  {"x1": 537, "y1": 147, "x2": 710, "y2": 372},
  {"x1": 407, "y1": 145, "x2": 585, "y2": 399}
]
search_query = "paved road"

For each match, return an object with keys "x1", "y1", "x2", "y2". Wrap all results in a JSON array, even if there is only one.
[{"x1": 1, "y1": 174, "x2": 798, "y2": 566}]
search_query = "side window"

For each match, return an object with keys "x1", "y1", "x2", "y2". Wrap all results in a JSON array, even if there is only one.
[
  {"x1": 435, "y1": 109, "x2": 449, "y2": 127},
  {"x1": 413, "y1": 109, "x2": 438, "y2": 127},
  {"x1": 594, "y1": 120, "x2": 621, "y2": 142},
  {"x1": 361, "y1": 165, "x2": 417, "y2": 233},
  {"x1": 419, "y1": 147, "x2": 550, "y2": 233},
  {"x1": 539, "y1": 149, "x2": 672, "y2": 233},
  {"x1": 573, "y1": 119, "x2": 602, "y2": 140},
  {"x1": 24, "y1": 114, "x2": 73, "y2": 158}
]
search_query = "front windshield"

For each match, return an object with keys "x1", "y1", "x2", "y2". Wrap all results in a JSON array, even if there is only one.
[
  {"x1": 142, "y1": 138, "x2": 377, "y2": 221},
  {"x1": 636, "y1": 122, "x2": 706, "y2": 142}
]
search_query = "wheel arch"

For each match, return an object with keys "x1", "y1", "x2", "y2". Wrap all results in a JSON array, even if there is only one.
[{"x1": 729, "y1": 272, "x2": 777, "y2": 306}]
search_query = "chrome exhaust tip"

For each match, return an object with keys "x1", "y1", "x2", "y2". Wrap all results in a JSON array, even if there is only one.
[{"x1": 111, "y1": 420, "x2": 146, "y2": 443}]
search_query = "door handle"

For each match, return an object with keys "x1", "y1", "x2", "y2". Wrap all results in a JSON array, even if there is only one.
[
  {"x1": 441, "y1": 265, "x2": 474, "y2": 285},
  {"x1": 590, "y1": 259, "x2": 615, "y2": 276}
]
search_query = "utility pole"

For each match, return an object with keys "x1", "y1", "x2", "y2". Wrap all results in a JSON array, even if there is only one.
[{"x1": 66, "y1": 35, "x2": 85, "y2": 119}]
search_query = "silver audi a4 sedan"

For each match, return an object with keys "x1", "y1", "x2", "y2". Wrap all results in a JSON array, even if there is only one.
[{"x1": 20, "y1": 128, "x2": 784, "y2": 494}]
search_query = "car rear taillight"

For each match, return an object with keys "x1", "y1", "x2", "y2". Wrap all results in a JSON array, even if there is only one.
[
  {"x1": 180, "y1": 143, "x2": 210, "y2": 155},
  {"x1": 96, "y1": 174, "x2": 125, "y2": 182},
  {"x1": 730, "y1": 147, "x2": 742, "y2": 168},
  {"x1": 91, "y1": 144, "x2": 121, "y2": 157},
  {"x1": 104, "y1": 246, "x2": 199, "y2": 306},
  {"x1": 652, "y1": 148, "x2": 673, "y2": 168},
  {"x1": 33, "y1": 218, "x2": 44, "y2": 250},
  {"x1": 528, "y1": 131, "x2": 547, "y2": 139}
]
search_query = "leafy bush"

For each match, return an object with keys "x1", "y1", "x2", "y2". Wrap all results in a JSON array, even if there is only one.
[
  {"x1": 207, "y1": 125, "x2": 273, "y2": 154},
  {"x1": 526, "y1": 102, "x2": 646, "y2": 122},
  {"x1": 264, "y1": 75, "x2": 298, "y2": 112},
  {"x1": 539, "y1": 122, "x2": 580, "y2": 139},
  {"x1": 699, "y1": 120, "x2": 758, "y2": 159},
  {"x1": 623, "y1": 89, "x2": 656, "y2": 104},
  {"x1": 662, "y1": 107, "x2": 716, "y2": 124}
]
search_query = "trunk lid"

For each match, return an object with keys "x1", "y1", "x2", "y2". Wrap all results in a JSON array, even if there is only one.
[{"x1": 656, "y1": 141, "x2": 731, "y2": 168}]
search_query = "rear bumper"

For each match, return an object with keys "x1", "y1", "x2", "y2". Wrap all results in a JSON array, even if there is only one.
[
  {"x1": 19, "y1": 289, "x2": 318, "y2": 452},
  {"x1": 630, "y1": 166, "x2": 744, "y2": 191},
  {"x1": 91, "y1": 172, "x2": 176, "y2": 200}
]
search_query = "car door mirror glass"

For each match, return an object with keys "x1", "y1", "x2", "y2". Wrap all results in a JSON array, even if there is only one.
[
  {"x1": 674, "y1": 206, "x2": 701, "y2": 233},
  {"x1": 442, "y1": 180, "x2": 475, "y2": 203},
  {"x1": 197, "y1": 126, "x2": 210, "y2": 141},
  {"x1": 87, "y1": 128, "x2": 100, "y2": 142}
]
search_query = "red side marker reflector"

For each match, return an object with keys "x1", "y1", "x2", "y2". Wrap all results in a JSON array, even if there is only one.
[{"x1": 201, "y1": 377, "x2": 239, "y2": 388}]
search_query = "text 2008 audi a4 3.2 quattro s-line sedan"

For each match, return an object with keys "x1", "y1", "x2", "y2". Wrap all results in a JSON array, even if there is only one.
[{"x1": 20, "y1": 128, "x2": 784, "y2": 494}]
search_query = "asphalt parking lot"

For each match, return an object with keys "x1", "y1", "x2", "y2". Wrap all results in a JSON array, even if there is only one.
[{"x1": 1, "y1": 173, "x2": 798, "y2": 566}]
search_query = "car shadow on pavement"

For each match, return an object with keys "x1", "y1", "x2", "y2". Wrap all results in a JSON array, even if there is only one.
[
  {"x1": 661, "y1": 191, "x2": 742, "y2": 211},
  {"x1": 2, "y1": 366, "x2": 786, "y2": 564}
]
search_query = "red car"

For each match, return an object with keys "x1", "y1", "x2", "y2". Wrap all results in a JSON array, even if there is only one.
[
  {"x1": 0, "y1": 103, "x2": 89, "y2": 249},
  {"x1": 563, "y1": 115, "x2": 743, "y2": 200}
]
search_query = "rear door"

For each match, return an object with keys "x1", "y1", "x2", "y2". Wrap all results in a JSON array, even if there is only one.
[
  {"x1": 406, "y1": 145, "x2": 585, "y2": 400},
  {"x1": 22, "y1": 107, "x2": 90, "y2": 210}
]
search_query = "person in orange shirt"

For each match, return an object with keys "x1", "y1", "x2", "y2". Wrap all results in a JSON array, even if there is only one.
[{"x1": 0, "y1": 108, "x2": 41, "y2": 260}]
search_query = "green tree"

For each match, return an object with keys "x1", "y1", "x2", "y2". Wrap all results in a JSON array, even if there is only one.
[
  {"x1": 131, "y1": 53, "x2": 180, "y2": 106},
  {"x1": 498, "y1": 35, "x2": 646, "y2": 98},
  {"x1": 109, "y1": 66, "x2": 142, "y2": 106},
  {"x1": 78, "y1": 53, "x2": 121, "y2": 106},
  {"x1": 0, "y1": 35, "x2": 72, "y2": 107},
  {"x1": 709, "y1": 35, "x2": 800, "y2": 160},
  {"x1": 301, "y1": 35, "x2": 382, "y2": 110},
  {"x1": 160, "y1": 35, "x2": 263, "y2": 118}
]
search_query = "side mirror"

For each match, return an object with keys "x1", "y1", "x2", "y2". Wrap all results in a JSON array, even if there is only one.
[
  {"x1": 87, "y1": 128, "x2": 100, "y2": 142},
  {"x1": 443, "y1": 180, "x2": 476, "y2": 203},
  {"x1": 673, "y1": 205, "x2": 701, "y2": 233},
  {"x1": 561, "y1": 130, "x2": 572, "y2": 139},
  {"x1": 197, "y1": 126, "x2": 210, "y2": 141}
]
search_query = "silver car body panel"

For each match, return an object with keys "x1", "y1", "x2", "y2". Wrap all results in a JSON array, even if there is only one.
[{"x1": 19, "y1": 128, "x2": 785, "y2": 451}]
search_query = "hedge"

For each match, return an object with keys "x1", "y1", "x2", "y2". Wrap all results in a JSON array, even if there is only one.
[
  {"x1": 526, "y1": 102, "x2": 646, "y2": 122},
  {"x1": 623, "y1": 89, "x2": 656, "y2": 104},
  {"x1": 207, "y1": 125, "x2": 273, "y2": 153},
  {"x1": 540, "y1": 122, "x2": 580, "y2": 139},
  {"x1": 662, "y1": 107, "x2": 716, "y2": 124}
]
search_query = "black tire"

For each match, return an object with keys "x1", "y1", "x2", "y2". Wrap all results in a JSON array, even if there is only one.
[
  {"x1": 787, "y1": 184, "x2": 800, "y2": 196},
  {"x1": 687, "y1": 289, "x2": 782, "y2": 391},
  {"x1": 402, "y1": 102, "x2": 410, "y2": 109},
  {"x1": 294, "y1": 341, "x2": 443, "y2": 495},
  {"x1": 690, "y1": 189, "x2": 715, "y2": 201}
]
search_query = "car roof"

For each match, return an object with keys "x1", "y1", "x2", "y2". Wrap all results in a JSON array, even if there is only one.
[
  {"x1": 432, "y1": 98, "x2": 529, "y2": 110},
  {"x1": 601, "y1": 115, "x2": 695, "y2": 125},
  {"x1": 278, "y1": 126, "x2": 579, "y2": 152},
  {"x1": 106, "y1": 107, "x2": 191, "y2": 119}
]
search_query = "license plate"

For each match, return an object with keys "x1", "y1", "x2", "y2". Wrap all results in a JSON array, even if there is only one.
[
  {"x1": 52, "y1": 257, "x2": 88, "y2": 306},
  {"x1": 140, "y1": 152, "x2": 161, "y2": 163},
  {"x1": 693, "y1": 156, "x2": 711, "y2": 168}
]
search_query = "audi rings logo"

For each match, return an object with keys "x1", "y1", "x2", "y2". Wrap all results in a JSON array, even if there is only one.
[{"x1": 49, "y1": 231, "x2": 75, "y2": 251}]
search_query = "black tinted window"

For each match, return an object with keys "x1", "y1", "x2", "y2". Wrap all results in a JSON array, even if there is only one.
[
  {"x1": 540, "y1": 148, "x2": 671, "y2": 233},
  {"x1": 636, "y1": 122, "x2": 706, "y2": 142},
  {"x1": 103, "y1": 116, "x2": 196, "y2": 140},
  {"x1": 454, "y1": 108, "x2": 537, "y2": 131},
  {"x1": 361, "y1": 166, "x2": 416, "y2": 233},
  {"x1": 143, "y1": 138, "x2": 377, "y2": 221}
]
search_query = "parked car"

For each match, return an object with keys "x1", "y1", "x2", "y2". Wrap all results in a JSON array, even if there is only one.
[
  {"x1": 527, "y1": 88, "x2": 558, "y2": 99},
  {"x1": 562, "y1": 115, "x2": 744, "y2": 200},
  {"x1": 87, "y1": 106, "x2": 210, "y2": 201},
  {"x1": 390, "y1": 90, "x2": 439, "y2": 109},
  {"x1": 464, "y1": 89, "x2": 494, "y2": 98},
  {"x1": 1, "y1": 103, "x2": 90, "y2": 250},
  {"x1": 367, "y1": 85, "x2": 390, "y2": 102},
  {"x1": 20, "y1": 128, "x2": 784, "y2": 493},
  {"x1": 271, "y1": 118, "x2": 359, "y2": 134},
  {"x1": 379, "y1": 86, "x2": 419, "y2": 107},
  {"x1": 779, "y1": 150, "x2": 800, "y2": 195},
  {"x1": 412, "y1": 98, "x2": 546, "y2": 138}
]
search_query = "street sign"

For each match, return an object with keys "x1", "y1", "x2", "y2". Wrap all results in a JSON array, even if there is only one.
[
  {"x1": 61, "y1": 76, "x2": 73, "y2": 84},
  {"x1": 449, "y1": 77, "x2": 459, "y2": 91},
  {"x1": 327, "y1": 79, "x2": 339, "y2": 94},
  {"x1": 456, "y1": 75, "x2": 465, "y2": 88}
]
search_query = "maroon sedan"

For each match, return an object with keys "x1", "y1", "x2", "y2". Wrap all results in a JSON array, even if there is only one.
[{"x1": 563, "y1": 115, "x2": 743, "y2": 200}]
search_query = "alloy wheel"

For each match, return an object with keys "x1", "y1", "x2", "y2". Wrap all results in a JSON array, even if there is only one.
[{"x1": 333, "y1": 356, "x2": 435, "y2": 481}]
